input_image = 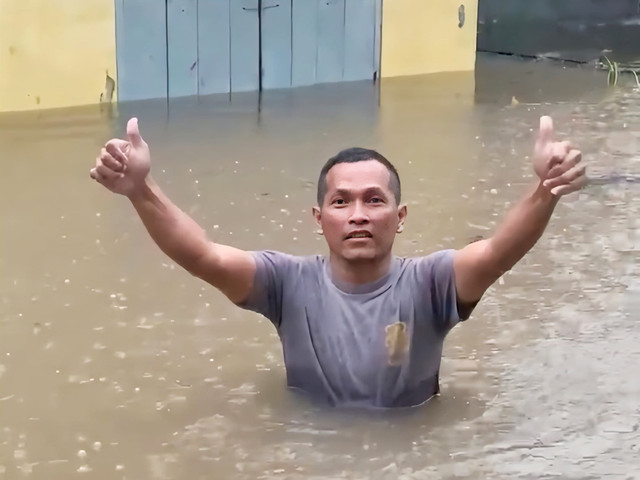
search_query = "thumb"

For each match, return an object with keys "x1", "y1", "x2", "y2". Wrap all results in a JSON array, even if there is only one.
[
  {"x1": 126, "y1": 117, "x2": 145, "y2": 147},
  {"x1": 537, "y1": 116, "x2": 554, "y2": 146}
]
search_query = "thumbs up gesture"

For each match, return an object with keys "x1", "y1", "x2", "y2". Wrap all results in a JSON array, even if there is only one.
[
  {"x1": 90, "y1": 117, "x2": 151, "y2": 197},
  {"x1": 533, "y1": 116, "x2": 587, "y2": 197}
]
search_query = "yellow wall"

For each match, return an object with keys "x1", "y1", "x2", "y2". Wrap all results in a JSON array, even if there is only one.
[
  {"x1": 381, "y1": 0, "x2": 478, "y2": 77},
  {"x1": 0, "y1": 0, "x2": 117, "y2": 113}
]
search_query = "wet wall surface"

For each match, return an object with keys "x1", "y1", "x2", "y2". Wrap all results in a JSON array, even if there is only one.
[{"x1": 478, "y1": 0, "x2": 640, "y2": 63}]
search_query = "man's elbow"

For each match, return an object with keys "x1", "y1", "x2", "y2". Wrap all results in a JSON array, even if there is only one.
[
  {"x1": 483, "y1": 238, "x2": 518, "y2": 278},
  {"x1": 182, "y1": 243, "x2": 221, "y2": 280},
  {"x1": 466, "y1": 240, "x2": 510, "y2": 293}
]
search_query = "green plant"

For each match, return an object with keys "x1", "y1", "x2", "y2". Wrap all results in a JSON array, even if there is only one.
[
  {"x1": 603, "y1": 56, "x2": 619, "y2": 86},
  {"x1": 601, "y1": 56, "x2": 640, "y2": 88}
]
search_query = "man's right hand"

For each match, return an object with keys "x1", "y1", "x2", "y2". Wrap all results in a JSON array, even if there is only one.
[{"x1": 90, "y1": 117, "x2": 151, "y2": 198}]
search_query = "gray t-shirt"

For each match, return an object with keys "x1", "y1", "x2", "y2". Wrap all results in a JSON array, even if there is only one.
[{"x1": 239, "y1": 249, "x2": 469, "y2": 408}]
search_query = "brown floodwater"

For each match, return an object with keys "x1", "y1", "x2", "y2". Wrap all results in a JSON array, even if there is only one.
[{"x1": 1, "y1": 53, "x2": 639, "y2": 479}]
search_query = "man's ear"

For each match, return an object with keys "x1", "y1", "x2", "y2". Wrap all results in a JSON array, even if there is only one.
[
  {"x1": 397, "y1": 204, "x2": 408, "y2": 232},
  {"x1": 312, "y1": 206, "x2": 322, "y2": 232}
]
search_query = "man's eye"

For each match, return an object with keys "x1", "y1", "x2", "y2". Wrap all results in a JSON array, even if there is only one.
[
  {"x1": 332, "y1": 198, "x2": 346, "y2": 205},
  {"x1": 369, "y1": 197, "x2": 383, "y2": 203}
]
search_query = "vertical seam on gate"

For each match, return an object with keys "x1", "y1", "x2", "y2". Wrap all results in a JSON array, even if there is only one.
[
  {"x1": 342, "y1": 0, "x2": 346, "y2": 80},
  {"x1": 196, "y1": 0, "x2": 200, "y2": 96},
  {"x1": 259, "y1": 0, "x2": 263, "y2": 91},
  {"x1": 228, "y1": 0, "x2": 232, "y2": 94},
  {"x1": 377, "y1": 0, "x2": 383, "y2": 80},
  {"x1": 315, "y1": 0, "x2": 319, "y2": 83},
  {"x1": 290, "y1": 0, "x2": 293, "y2": 87},
  {"x1": 165, "y1": 0, "x2": 170, "y2": 101}
]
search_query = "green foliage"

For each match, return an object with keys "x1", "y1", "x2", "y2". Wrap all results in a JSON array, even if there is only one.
[{"x1": 600, "y1": 56, "x2": 640, "y2": 88}]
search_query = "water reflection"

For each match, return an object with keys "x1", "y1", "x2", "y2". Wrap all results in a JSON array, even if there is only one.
[{"x1": 1, "y1": 53, "x2": 639, "y2": 479}]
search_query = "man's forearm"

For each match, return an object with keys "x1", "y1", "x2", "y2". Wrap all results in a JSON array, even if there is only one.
[
  {"x1": 128, "y1": 177, "x2": 211, "y2": 274},
  {"x1": 454, "y1": 118, "x2": 585, "y2": 305},
  {"x1": 487, "y1": 182, "x2": 558, "y2": 274}
]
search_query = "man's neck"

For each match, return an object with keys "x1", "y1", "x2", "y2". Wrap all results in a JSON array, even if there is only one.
[{"x1": 328, "y1": 253, "x2": 393, "y2": 286}]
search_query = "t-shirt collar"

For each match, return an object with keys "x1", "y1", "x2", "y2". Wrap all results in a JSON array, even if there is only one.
[{"x1": 324, "y1": 257, "x2": 399, "y2": 294}]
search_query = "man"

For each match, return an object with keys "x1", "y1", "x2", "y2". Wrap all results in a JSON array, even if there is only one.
[{"x1": 90, "y1": 116, "x2": 586, "y2": 408}]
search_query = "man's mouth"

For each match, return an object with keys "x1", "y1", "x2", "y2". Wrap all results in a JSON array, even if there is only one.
[{"x1": 346, "y1": 231, "x2": 372, "y2": 240}]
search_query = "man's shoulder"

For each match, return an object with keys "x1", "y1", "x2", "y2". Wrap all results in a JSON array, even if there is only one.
[
  {"x1": 251, "y1": 250, "x2": 325, "y2": 273},
  {"x1": 393, "y1": 249, "x2": 457, "y2": 288},
  {"x1": 398, "y1": 249, "x2": 456, "y2": 270}
]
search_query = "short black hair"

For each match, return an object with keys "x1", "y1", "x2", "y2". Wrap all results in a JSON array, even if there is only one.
[{"x1": 316, "y1": 147, "x2": 401, "y2": 206}]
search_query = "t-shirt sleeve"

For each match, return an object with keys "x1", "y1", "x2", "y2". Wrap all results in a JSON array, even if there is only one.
[
  {"x1": 236, "y1": 250, "x2": 294, "y2": 328},
  {"x1": 417, "y1": 249, "x2": 473, "y2": 333}
]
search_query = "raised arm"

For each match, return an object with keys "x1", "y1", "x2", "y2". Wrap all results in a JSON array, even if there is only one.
[
  {"x1": 453, "y1": 116, "x2": 587, "y2": 305},
  {"x1": 90, "y1": 118, "x2": 256, "y2": 304}
]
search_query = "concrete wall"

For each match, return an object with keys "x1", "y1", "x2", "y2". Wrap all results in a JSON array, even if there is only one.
[
  {"x1": 381, "y1": 0, "x2": 478, "y2": 77},
  {"x1": 478, "y1": 0, "x2": 640, "y2": 62},
  {"x1": 0, "y1": 0, "x2": 117, "y2": 112}
]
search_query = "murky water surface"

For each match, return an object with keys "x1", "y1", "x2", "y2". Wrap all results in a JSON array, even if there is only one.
[{"x1": 1, "y1": 54, "x2": 639, "y2": 479}]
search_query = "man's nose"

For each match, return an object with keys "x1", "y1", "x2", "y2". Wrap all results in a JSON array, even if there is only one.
[{"x1": 348, "y1": 202, "x2": 369, "y2": 224}]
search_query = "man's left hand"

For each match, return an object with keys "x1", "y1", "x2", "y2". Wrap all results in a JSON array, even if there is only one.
[{"x1": 533, "y1": 115, "x2": 587, "y2": 197}]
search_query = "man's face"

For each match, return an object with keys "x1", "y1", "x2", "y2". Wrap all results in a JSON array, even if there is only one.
[{"x1": 313, "y1": 160, "x2": 407, "y2": 264}]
